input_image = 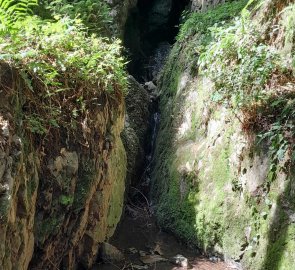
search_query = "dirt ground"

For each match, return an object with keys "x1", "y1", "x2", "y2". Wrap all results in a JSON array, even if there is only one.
[{"x1": 93, "y1": 206, "x2": 241, "y2": 270}]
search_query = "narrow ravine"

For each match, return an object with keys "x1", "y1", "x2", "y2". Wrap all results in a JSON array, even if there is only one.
[
  {"x1": 93, "y1": 1, "x2": 239, "y2": 269},
  {"x1": 0, "y1": 0, "x2": 294, "y2": 269}
]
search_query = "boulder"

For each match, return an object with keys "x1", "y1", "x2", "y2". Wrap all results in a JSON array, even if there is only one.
[{"x1": 100, "y1": 242, "x2": 125, "y2": 263}]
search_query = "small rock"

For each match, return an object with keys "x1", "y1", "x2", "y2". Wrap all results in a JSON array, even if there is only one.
[
  {"x1": 209, "y1": 256, "x2": 219, "y2": 263},
  {"x1": 100, "y1": 242, "x2": 124, "y2": 263},
  {"x1": 144, "y1": 81, "x2": 157, "y2": 92},
  {"x1": 139, "y1": 250, "x2": 147, "y2": 257},
  {"x1": 0, "y1": 183, "x2": 9, "y2": 194},
  {"x1": 1, "y1": 119, "x2": 9, "y2": 138},
  {"x1": 171, "y1": 254, "x2": 188, "y2": 267},
  {"x1": 151, "y1": 243, "x2": 163, "y2": 255}
]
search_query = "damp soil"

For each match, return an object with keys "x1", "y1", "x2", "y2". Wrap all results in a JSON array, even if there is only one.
[{"x1": 93, "y1": 207, "x2": 236, "y2": 270}]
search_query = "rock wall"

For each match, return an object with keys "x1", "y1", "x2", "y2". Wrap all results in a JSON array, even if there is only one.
[
  {"x1": 0, "y1": 67, "x2": 127, "y2": 269},
  {"x1": 105, "y1": 0, "x2": 138, "y2": 37},
  {"x1": 122, "y1": 76, "x2": 150, "y2": 187},
  {"x1": 0, "y1": 1, "x2": 153, "y2": 268},
  {"x1": 152, "y1": 1, "x2": 295, "y2": 269}
]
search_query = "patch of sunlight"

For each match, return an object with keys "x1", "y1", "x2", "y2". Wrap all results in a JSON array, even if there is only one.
[
  {"x1": 177, "y1": 110, "x2": 192, "y2": 138},
  {"x1": 176, "y1": 72, "x2": 190, "y2": 97},
  {"x1": 207, "y1": 117, "x2": 223, "y2": 140},
  {"x1": 176, "y1": 89, "x2": 198, "y2": 140}
]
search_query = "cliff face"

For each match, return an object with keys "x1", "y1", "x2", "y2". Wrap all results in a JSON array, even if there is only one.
[
  {"x1": 0, "y1": 67, "x2": 127, "y2": 269},
  {"x1": 0, "y1": 0, "x2": 147, "y2": 268},
  {"x1": 152, "y1": 0, "x2": 295, "y2": 269}
]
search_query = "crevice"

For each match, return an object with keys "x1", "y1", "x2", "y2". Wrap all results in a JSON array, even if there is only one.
[{"x1": 124, "y1": 0, "x2": 190, "y2": 82}]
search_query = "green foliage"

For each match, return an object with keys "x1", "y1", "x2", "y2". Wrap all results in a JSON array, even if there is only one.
[
  {"x1": 199, "y1": 17, "x2": 278, "y2": 108},
  {"x1": 258, "y1": 97, "x2": 295, "y2": 187},
  {"x1": 44, "y1": 0, "x2": 112, "y2": 34},
  {"x1": 0, "y1": 0, "x2": 38, "y2": 31},
  {"x1": 59, "y1": 194, "x2": 74, "y2": 206},
  {"x1": 25, "y1": 114, "x2": 48, "y2": 135},
  {"x1": 280, "y1": 3, "x2": 295, "y2": 73},
  {"x1": 198, "y1": 5, "x2": 295, "y2": 179},
  {"x1": 156, "y1": 168, "x2": 198, "y2": 245},
  {"x1": 177, "y1": 0, "x2": 248, "y2": 46},
  {"x1": 5, "y1": 16, "x2": 126, "y2": 89},
  {"x1": 0, "y1": 15, "x2": 127, "y2": 135}
]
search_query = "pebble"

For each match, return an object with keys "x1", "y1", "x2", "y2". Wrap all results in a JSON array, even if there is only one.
[{"x1": 171, "y1": 254, "x2": 188, "y2": 267}]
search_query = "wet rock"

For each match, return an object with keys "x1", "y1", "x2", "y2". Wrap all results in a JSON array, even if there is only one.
[
  {"x1": 105, "y1": 0, "x2": 137, "y2": 37},
  {"x1": 209, "y1": 256, "x2": 220, "y2": 263},
  {"x1": 121, "y1": 76, "x2": 150, "y2": 187},
  {"x1": 0, "y1": 183, "x2": 9, "y2": 194},
  {"x1": 100, "y1": 242, "x2": 125, "y2": 263},
  {"x1": 170, "y1": 254, "x2": 188, "y2": 267},
  {"x1": 144, "y1": 81, "x2": 157, "y2": 92},
  {"x1": 0, "y1": 118, "x2": 9, "y2": 137}
]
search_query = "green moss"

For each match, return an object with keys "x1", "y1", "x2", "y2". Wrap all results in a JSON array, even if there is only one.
[
  {"x1": 36, "y1": 215, "x2": 64, "y2": 245},
  {"x1": 153, "y1": 0, "x2": 295, "y2": 267},
  {"x1": 59, "y1": 194, "x2": 74, "y2": 206},
  {"x1": 177, "y1": 0, "x2": 248, "y2": 45},
  {"x1": 0, "y1": 195, "x2": 9, "y2": 221},
  {"x1": 73, "y1": 162, "x2": 95, "y2": 212},
  {"x1": 156, "y1": 166, "x2": 198, "y2": 244},
  {"x1": 158, "y1": 44, "x2": 182, "y2": 97},
  {"x1": 106, "y1": 139, "x2": 127, "y2": 237},
  {"x1": 27, "y1": 177, "x2": 37, "y2": 198}
]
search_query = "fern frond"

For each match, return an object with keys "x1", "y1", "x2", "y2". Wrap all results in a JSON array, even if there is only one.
[{"x1": 0, "y1": 0, "x2": 38, "y2": 30}]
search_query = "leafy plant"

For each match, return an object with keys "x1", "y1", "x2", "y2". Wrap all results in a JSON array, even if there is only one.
[
  {"x1": 60, "y1": 195, "x2": 74, "y2": 206},
  {"x1": 0, "y1": 0, "x2": 38, "y2": 31},
  {"x1": 44, "y1": 0, "x2": 112, "y2": 34},
  {"x1": 198, "y1": 2, "x2": 295, "y2": 187},
  {"x1": 177, "y1": 0, "x2": 248, "y2": 45},
  {"x1": 199, "y1": 18, "x2": 278, "y2": 109},
  {"x1": 0, "y1": 15, "x2": 127, "y2": 139}
]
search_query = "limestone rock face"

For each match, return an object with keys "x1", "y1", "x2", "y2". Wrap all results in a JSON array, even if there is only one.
[
  {"x1": 0, "y1": 68, "x2": 127, "y2": 269},
  {"x1": 152, "y1": 0, "x2": 295, "y2": 269},
  {"x1": 0, "y1": 116, "x2": 37, "y2": 270},
  {"x1": 100, "y1": 242, "x2": 124, "y2": 263},
  {"x1": 104, "y1": 0, "x2": 138, "y2": 37},
  {"x1": 122, "y1": 76, "x2": 150, "y2": 187}
]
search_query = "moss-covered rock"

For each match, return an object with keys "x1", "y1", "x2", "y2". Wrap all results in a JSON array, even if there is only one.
[
  {"x1": 121, "y1": 76, "x2": 150, "y2": 187},
  {"x1": 152, "y1": 0, "x2": 295, "y2": 269}
]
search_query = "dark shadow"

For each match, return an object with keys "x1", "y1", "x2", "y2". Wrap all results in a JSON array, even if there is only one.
[{"x1": 124, "y1": 0, "x2": 190, "y2": 81}]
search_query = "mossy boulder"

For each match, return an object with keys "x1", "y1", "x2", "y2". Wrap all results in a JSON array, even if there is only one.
[{"x1": 152, "y1": 1, "x2": 295, "y2": 269}]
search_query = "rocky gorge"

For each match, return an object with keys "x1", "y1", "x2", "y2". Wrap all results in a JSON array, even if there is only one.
[{"x1": 0, "y1": 0, "x2": 295, "y2": 269}]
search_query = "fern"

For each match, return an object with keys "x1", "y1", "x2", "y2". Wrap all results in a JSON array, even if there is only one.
[{"x1": 0, "y1": 0, "x2": 38, "y2": 30}]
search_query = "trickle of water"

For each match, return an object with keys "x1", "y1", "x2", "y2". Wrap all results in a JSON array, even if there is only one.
[{"x1": 147, "y1": 112, "x2": 160, "y2": 162}]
